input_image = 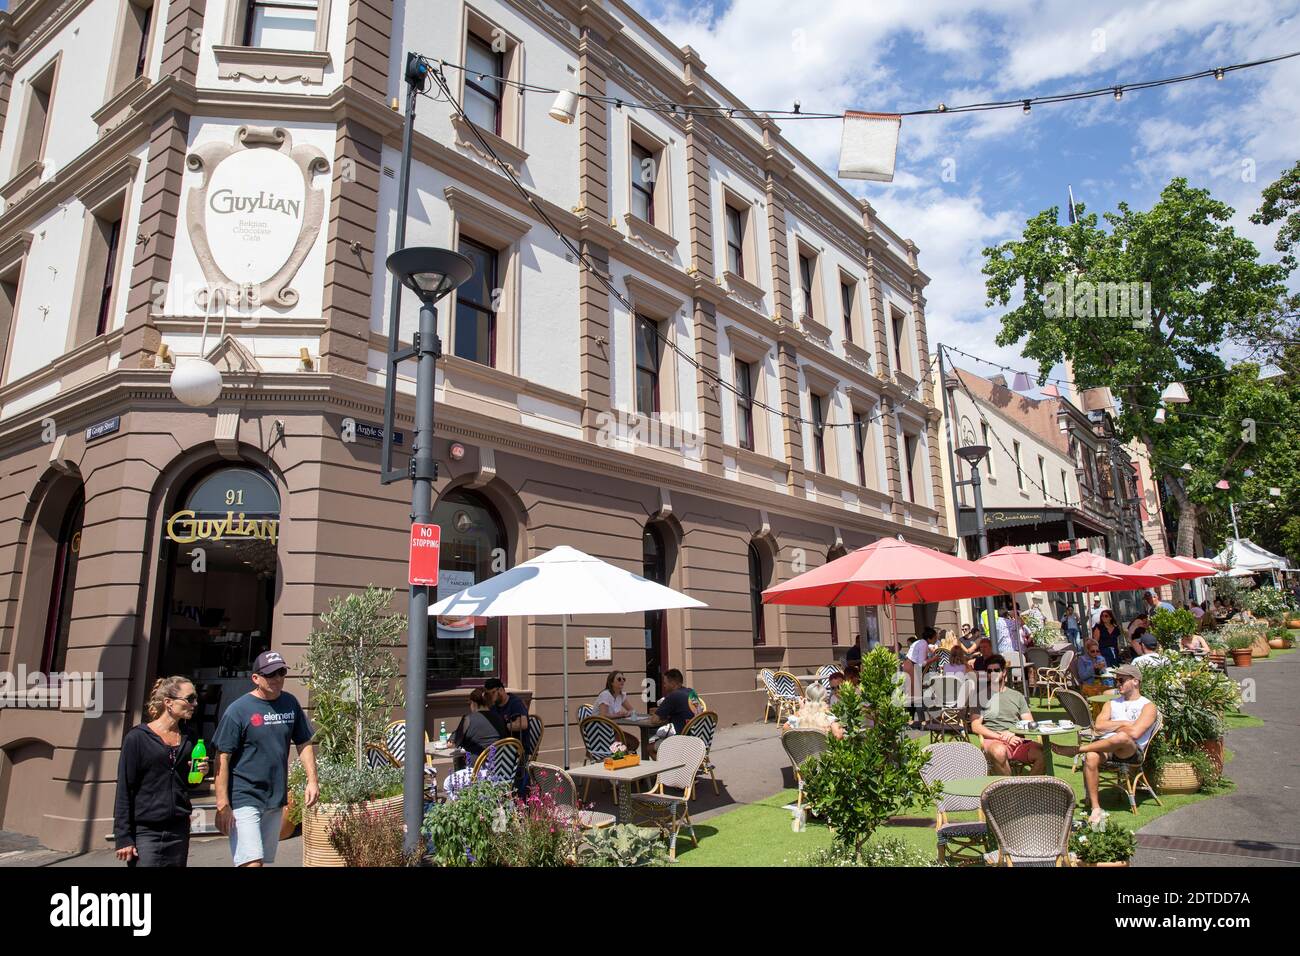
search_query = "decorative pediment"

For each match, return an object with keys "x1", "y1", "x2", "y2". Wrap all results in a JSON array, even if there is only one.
[
  {"x1": 204, "y1": 335, "x2": 263, "y2": 374},
  {"x1": 623, "y1": 274, "x2": 685, "y2": 320},
  {"x1": 801, "y1": 361, "x2": 839, "y2": 396}
]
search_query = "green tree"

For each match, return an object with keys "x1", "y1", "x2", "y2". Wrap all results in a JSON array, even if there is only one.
[
  {"x1": 303, "y1": 586, "x2": 407, "y2": 766},
  {"x1": 982, "y1": 178, "x2": 1291, "y2": 556},
  {"x1": 1252, "y1": 159, "x2": 1300, "y2": 265},
  {"x1": 802, "y1": 646, "x2": 937, "y2": 861}
]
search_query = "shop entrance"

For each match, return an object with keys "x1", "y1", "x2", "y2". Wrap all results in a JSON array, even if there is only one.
[{"x1": 155, "y1": 466, "x2": 279, "y2": 740}]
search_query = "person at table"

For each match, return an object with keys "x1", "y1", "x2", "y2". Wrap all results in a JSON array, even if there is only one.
[
  {"x1": 995, "y1": 609, "x2": 1021, "y2": 656},
  {"x1": 970, "y1": 655, "x2": 1045, "y2": 775},
  {"x1": 1075, "y1": 637, "x2": 1109, "y2": 697},
  {"x1": 1130, "y1": 632, "x2": 1169, "y2": 668},
  {"x1": 1059, "y1": 664, "x2": 1158, "y2": 824},
  {"x1": 958, "y1": 624, "x2": 979, "y2": 656},
  {"x1": 650, "y1": 669, "x2": 695, "y2": 735},
  {"x1": 1126, "y1": 612, "x2": 1149, "y2": 642},
  {"x1": 484, "y1": 678, "x2": 529, "y2": 740},
  {"x1": 902, "y1": 632, "x2": 934, "y2": 718},
  {"x1": 594, "y1": 670, "x2": 641, "y2": 754},
  {"x1": 452, "y1": 688, "x2": 508, "y2": 761},
  {"x1": 943, "y1": 645, "x2": 970, "y2": 677},
  {"x1": 970, "y1": 638, "x2": 995, "y2": 671},
  {"x1": 826, "y1": 670, "x2": 846, "y2": 707},
  {"x1": 1092, "y1": 609, "x2": 1123, "y2": 667},
  {"x1": 1178, "y1": 631, "x2": 1211, "y2": 656},
  {"x1": 1188, "y1": 602, "x2": 1205, "y2": 621}
]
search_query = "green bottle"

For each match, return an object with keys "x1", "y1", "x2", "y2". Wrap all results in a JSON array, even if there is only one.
[{"x1": 188, "y1": 739, "x2": 206, "y2": 785}]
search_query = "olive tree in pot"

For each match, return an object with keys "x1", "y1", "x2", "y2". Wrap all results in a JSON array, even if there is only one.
[{"x1": 294, "y1": 586, "x2": 407, "y2": 866}]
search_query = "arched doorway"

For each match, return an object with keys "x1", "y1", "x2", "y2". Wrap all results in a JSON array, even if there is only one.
[
  {"x1": 642, "y1": 522, "x2": 670, "y2": 690},
  {"x1": 429, "y1": 487, "x2": 509, "y2": 689},
  {"x1": 155, "y1": 465, "x2": 280, "y2": 739}
]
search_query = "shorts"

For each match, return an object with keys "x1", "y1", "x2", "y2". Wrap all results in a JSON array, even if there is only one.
[
  {"x1": 230, "y1": 805, "x2": 284, "y2": 866},
  {"x1": 1006, "y1": 740, "x2": 1038, "y2": 764}
]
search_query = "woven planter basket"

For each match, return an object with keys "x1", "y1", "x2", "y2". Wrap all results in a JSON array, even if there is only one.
[
  {"x1": 1251, "y1": 636, "x2": 1271, "y2": 658},
  {"x1": 1154, "y1": 761, "x2": 1201, "y2": 795},
  {"x1": 302, "y1": 794, "x2": 404, "y2": 867}
]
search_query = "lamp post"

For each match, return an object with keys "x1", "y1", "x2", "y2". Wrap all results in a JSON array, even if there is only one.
[
  {"x1": 385, "y1": 246, "x2": 473, "y2": 854},
  {"x1": 954, "y1": 443, "x2": 997, "y2": 635}
]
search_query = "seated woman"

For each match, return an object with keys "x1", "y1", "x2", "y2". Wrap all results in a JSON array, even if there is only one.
[
  {"x1": 943, "y1": 645, "x2": 971, "y2": 676},
  {"x1": 783, "y1": 684, "x2": 844, "y2": 739},
  {"x1": 444, "y1": 688, "x2": 510, "y2": 797},
  {"x1": 1075, "y1": 638, "x2": 1109, "y2": 698},
  {"x1": 593, "y1": 670, "x2": 639, "y2": 753},
  {"x1": 1178, "y1": 631, "x2": 1212, "y2": 656}
]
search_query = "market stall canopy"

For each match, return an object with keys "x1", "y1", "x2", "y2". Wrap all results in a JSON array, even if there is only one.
[
  {"x1": 976, "y1": 546, "x2": 1122, "y2": 592},
  {"x1": 1213, "y1": 538, "x2": 1290, "y2": 573}
]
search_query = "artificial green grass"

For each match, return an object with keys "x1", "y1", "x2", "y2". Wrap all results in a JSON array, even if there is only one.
[{"x1": 675, "y1": 701, "x2": 1240, "y2": 867}]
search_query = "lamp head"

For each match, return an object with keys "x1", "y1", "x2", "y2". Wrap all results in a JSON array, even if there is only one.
[
  {"x1": 385, "y1": 247, "x2": 474, "y2": 304},
  {"x1": 955, "y1": 444, "x2": 991, "y2": 468}
]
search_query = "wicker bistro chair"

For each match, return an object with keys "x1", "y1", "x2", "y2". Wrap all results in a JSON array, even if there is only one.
[
  {"x1": 577, "y1": 704, "x2": 594, "y2": 722},
  {"x1": 681, "y1": 710, "x2": 720, "y2": 794},
  {"x1": 524, "y1": 716, "x2": 545, "y2": 764},
  {"x1": 1053, "y1": 689, "x2": 1100, "y2": 771},
  {"x1": 528, "y1": 762, "x2": 615, "y2": 829},
  {"x1": 1032, "y1": 650, "x2": 1075, "y2": 705},
  {"x1": 1002, "y1": 652, "x2": 1030, "y2": 696},
  {"x1": 577, "y1": 715, "x2": 622, "y2": 801},
  {"x1": 770, "y1": 671, "x2": 805, "y2": 725},
  {"x1": 781, "y1": 728, "x2": 829, "y2": 810},
  {"x1": 981, "y1": 777, "x2": 1077, "y2": 867},
  {"x1": 627, "y1": 735, "x2": 707, "y2": 860},
  {"x1": 379, "y1": 720, "x2": 438, "y2": 799},
  {"x1": 920, "y1": 742, "x2": 990, "y2": 866},
  {"x1": 759, "y1": 670, "x2": 780, "y2": 723},
  {"x1": 1100, "y1": 711, "x2": 1163, "y2": 813},
  {"x1": 471, "y1": 737, "x2": 525, "y2": 789},
  {"x1": 922, "y1": 675, "x2": 972, "y2": 743}
]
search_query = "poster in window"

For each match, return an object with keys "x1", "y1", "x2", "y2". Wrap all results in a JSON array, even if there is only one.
[{"x1": 436, "y1": 569, "x2": 481, "y2": 639}]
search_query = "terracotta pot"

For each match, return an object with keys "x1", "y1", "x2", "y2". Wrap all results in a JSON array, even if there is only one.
[
  {"x1": 1155, "y1": 761, "x2": 1201, "y2": 794},
  {"x1": 1197, "y1": 738, "x2": 1224, "y2": 775},
  {"x1": 1208, "y1": 652, "x2": 1225, "y2": 668},
  {"x1": 302, "y1": 794, "x2": 404, "y2": 867},
  {"x1": 1269, "y1": 638, "x2": 1286, "y2": 650},
  {"x1": 1231, "y1": 649, "x2": 1254, "y2": 667}
]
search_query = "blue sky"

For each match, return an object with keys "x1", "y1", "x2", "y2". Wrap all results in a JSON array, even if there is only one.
[{"x1": 631, "y1": 0, "x2": 1300, "y2": 385}]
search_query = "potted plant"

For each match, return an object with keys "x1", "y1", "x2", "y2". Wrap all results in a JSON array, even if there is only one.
[
  {"x1": 297, "y1": 586, "x2": 408, "y2": 866},
  {"x1": 1150, "y1": 608, "x2": 1198, "y2": 652},
  {"x1": 1140, "y1": 657, "x2": 1239, "y2": 792},
  {"x1": 1203, "y1": 632, "x2": 1227, "y2": 668},
  {"x1": 603, "y1": 741, "x2": 639, "y2": 770},
  {"x1": 1223, "y1": 628, "x2": 1255, "y2": 668},
  {"x1": 1070, "y1": 816, "x2": 1136, "y2": 866}
]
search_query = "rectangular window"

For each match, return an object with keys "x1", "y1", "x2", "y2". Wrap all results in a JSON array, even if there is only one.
[
  {"x1": 95, "y1": 218, "x2": 122, "y2": 337},
  {"x1": 1013, "y1": 440, "x2": 1024, "y2": 490},
  {"x1": 810, "y1": 393, "x2": 827, "y2": 474},
  {"x1": 244, "y1": 0, "x2": 319, "y2": 51},
  {"x1": 903, "y1": 433, "x2": 917, "y2": 502},
  {"x1": 1061, "y1": 469, "x2": 1070, "y2": 506},
  {"x1": 1038, "y1": 456, "x2": 1048, "y2": 500},
  {"x1": 455, "y1": 237, "x2": 498, "y2": 367},
  {"x1": 635, "y1": 315, "x2": 662, "y2": 415},
  {"x1": 725, "y1": 204, "x2": 745, "y2": 277},
  {"x1": 630, "y1": 140, "x2": 656, "y2": 225},
  {"x1": 463, "y1": 32, "x2": 504, "y2": 135},
  {"x1": 981, "y1": 421, "x2": 994, "y2": 478},
  {"x1": 798, "y1": 252, "x2": 816, "y2": 320},
  {"x1": 17, "y1": 60, "x2": 56, "y2": 171},
  {"x1": 853, "y1": 412, "x2": 867, "y2": 486},
  {"x1": 735, "y1": 359, "x2": 755, "y2": 451},
  {"x1": 841, "y1": 280, "x2": 855, "y2": 344},
  {"x1": 0, "y1": 272, "x2": 20, "y2": 385},
  {"x1": 135, "y1": 4, "x2": 154, "y2": 77},
  {"x1": 891, "y1": 309, "x2": 906, "y2": 372}
]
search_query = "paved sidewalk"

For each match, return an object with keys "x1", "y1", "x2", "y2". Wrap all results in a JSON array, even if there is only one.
[{"x1": 1134, "y1": 650, "x2": 1300, "y2": 867}]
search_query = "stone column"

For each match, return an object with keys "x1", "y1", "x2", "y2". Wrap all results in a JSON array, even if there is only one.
[{"x1": 577, "y1": 25, "x2": 612, "y2": 440}]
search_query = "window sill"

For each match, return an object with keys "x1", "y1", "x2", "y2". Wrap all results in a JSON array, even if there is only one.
[
  {"x1": 725, "y1": 443, "x2": 790, "y2": 476},
  {"x1": 721, "y1": 270, "x2": 767, "y2": 311},
  {"x1": 622, "y1": 212, "x2": 678, "y2": 259},
  {"x1": 92, "y1": 75, "x2": 152, "y2": 132},
  {"x1": 212, "y1": 45, "x2": 331, "y2": 84},
  {"x1": 797, "y1": 311, "x2": 833, "y2": 350},
  {"x1": 0, "y1": 160, "x2": 45, "y2": 207},
  {"x1": 842, "y1": 339, "x2": 874, "y2": 373},
  {"x1": 451, "y1": 114, "x2": 528, "y2": 174}
]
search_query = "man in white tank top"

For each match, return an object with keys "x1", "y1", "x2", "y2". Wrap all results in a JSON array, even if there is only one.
[{"x1": 1059, "y1": 663, "x2": 1158, "y2": 824}]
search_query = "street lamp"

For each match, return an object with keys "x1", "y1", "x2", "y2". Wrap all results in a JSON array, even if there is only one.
[
  {"x1": 385, "y1": 245, "x2": 472, "y2": 853},
  {"x1": 954, "y1": 443, "x2": 997, "y2": 633}
]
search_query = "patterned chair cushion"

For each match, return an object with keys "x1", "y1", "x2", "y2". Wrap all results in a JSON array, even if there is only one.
[{"x1": 937, "y1": 820, "x2": 988, "y2": 844}]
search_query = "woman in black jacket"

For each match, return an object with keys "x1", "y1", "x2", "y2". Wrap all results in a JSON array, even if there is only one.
[{"x1": 113, "y1": 676, "x2": 208, "y2": 867}]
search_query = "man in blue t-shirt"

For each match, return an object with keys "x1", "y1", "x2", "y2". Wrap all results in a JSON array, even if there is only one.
[
  {"x1": 484, "y1": 678, "x2": 529, "y2": 738},
  {"x1": 213, "y1": 651, "x2": 317, "y2": 867}
]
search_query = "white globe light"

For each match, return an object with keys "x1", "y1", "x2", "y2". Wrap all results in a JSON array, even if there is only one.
[{"x1": 170, "y1": 358, "x2": 224, "y2": 407}]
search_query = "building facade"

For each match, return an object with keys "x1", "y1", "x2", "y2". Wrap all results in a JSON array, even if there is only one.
[{"x1": 0, "y1": 0, "x2": 952, "y2": 850}]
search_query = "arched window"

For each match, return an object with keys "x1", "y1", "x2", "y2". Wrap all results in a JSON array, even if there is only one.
[
  {"x1": 748, "y1": 541, "x2": 771, "y2": 646},
  {"x1": 40, "y1": 489, "x2": 84, "y2": 674},
  {"x1": 430, "y1": 488, "x2": 509, "y2": 689}
]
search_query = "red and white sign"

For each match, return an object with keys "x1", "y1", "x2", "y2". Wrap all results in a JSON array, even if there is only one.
[{"x1": 409, "y1": 523, "x2": 441, "y2": 587}]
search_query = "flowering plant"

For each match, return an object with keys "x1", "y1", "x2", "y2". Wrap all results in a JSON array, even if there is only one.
[
  {"x1": 609, "y1": 742, "x2": 628, "y2": 757},
  {"x1": 1069, "y1": 816, "x2": 1135, "y2": 864}
]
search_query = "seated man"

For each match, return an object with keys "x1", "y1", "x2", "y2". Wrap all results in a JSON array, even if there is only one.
[
  {"x1": 970, "y1": 655, "x2": 1045, "y2": 775},
  {"x1": 1059, "y1": 664, "x2": 1157, "y2": 824},
  {"x1": 648, "y1": 669, "x2": 695, "y2": 755},
  {"x1": 1131, "y1": 632, "x2": 1169, "y2": 668}
]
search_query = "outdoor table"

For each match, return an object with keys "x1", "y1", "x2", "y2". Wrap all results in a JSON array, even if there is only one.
[
  {"x1": 614, "y1": 715, "x2": 662, "y2": 753},
  {"x1": 1087, "y1": 692, "x2": 1115, "y2": 721},
  {"x1": 939, "y1": 775, "x2": 1006, "y2": 798},
  {"x1": 1011, "y1": 723, "x2": 1079, "y2": 776},
  {"x1": 426, "y1": 743, "x2": 467, "y2": 773},
  {"x1": 567, "y1": 759, "x2": 685, "y2": 824}
]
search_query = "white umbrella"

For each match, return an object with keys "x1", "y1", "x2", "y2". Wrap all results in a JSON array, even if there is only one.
[{"x1": 428, "y1": 545, "x2": 706, "y2": 767}]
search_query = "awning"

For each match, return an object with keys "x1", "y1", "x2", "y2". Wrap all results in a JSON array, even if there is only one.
[{"x1": 957, "y1": 506, "x2": 1111, "y2": 546}]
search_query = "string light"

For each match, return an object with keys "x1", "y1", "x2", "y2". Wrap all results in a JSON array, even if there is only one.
[
  {"x1": 1113, "y1": 87, "x2": 1123, "y2": 100},
  {"x1": 1022, "y1": 100, "x2": 1032, "y2": 114}
]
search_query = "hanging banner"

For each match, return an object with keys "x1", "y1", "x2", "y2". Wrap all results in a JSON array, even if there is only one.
[{"x1": 838, "y1": 111, "x2": 902, "y2": 182}]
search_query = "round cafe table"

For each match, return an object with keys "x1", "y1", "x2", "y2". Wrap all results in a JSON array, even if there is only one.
[
  {"x1": 1087, "y1": 692, "x2": 1115, "y2": 721},
  {"x1": 939, "y1": 775, "x2": 1005, "y2": 798},
  {"x1": 1011, "y1": 724, "x2": 1079, "y2": 776}
]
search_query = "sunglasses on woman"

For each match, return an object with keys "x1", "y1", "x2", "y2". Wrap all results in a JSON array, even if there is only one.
[{"x1": 168, "y1": 694, "x2": 199, "y2": 704}]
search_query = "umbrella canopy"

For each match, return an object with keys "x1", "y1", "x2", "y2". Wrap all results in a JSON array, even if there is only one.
[
  {"x1": 428, "y1": 544, "x2": 706, "y2": 617},
  {"x1": 1214, "y1": 538, "x2": 1290, "y2": 572},
  {"x1": 976, "y1": 546, "x2": 1122, "y2": 592},
  {"x1": 762, "y1": 537, "x2": 1038, "y2": 607},
  {"x1": 1130, "y1": 555, "x2": 1217, "y2": 581},
  {"x1": 1060, "y1": 552, "x2": 1173, "y2": 589}
]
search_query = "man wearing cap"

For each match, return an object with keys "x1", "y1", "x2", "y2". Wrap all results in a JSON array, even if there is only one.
[
  {"x1": 1131, "y1": 632, "x2": 1169, "y2": 668},
  {"x1": 213, "y1": 651, "x2": 318, "y2": 867},
  {"x1": 483, "y1": 677, "x2": 529, "y2": 737},
  {"x1": 1062, "y1": 664, "x2": 1158, "y2": 824}
]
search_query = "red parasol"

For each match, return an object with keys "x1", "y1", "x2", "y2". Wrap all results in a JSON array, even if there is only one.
[
  {"x1": 1130, "y1": 555, "x2": 1218, "y2": 581},
  {"x1": 1060, "y1": 552, "x2": 1173, "y2": 590},
  {"x1": 977, "y1": 546, "x2": 1122, "y2": 592}
]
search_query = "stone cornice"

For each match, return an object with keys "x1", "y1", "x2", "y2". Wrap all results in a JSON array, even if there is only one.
[
  {"x1": 6, "y1": 0, "x2": 92, "y2": 74},
  {"x1": 0, "y1": 368, "x2": 956, "y2": 551}
]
